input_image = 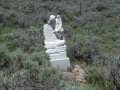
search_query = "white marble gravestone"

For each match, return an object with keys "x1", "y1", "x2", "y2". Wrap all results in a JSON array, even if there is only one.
[{"x1": 43, "y1": 15, "x2": 70, "y2": 70}]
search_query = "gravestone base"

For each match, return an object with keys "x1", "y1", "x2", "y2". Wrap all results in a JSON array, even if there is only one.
[{"x1": 50, "y1": 58, "x2": 70, "y2": 70}]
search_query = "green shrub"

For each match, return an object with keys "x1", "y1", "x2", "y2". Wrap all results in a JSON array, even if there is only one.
[
  {"x1": 0, "y1": 11, "x2": 18, "y2": 26},
  {"x1": 69, "y1": 22, "x2": 79, "y2": 29},
  {"x1": 67, "y1": 42, "x2": 80, "y2": 60},
  {"x1": 37, "y1": 67, "x2": 62, "y2": 90},
  {"x1": 60, "y1": 80, "x2": 93, "y2": 90},
  {"x1": 63, "y1": 25, "x2": 73, "y2": 38},
  {"x1": 0, "y1": 0, "x2": 120, "y2": 89},
  {"x1": 11, "y1": 70, "x2": 35, "y2": 89},
  {"x1": 0, "y1": 45, "x2": 10, "y2": 68},
  {"x1": 85, "y1": 66, "x2": 114, "y2": 90},
  {"x1": 101, "y1": 52, "x2": 120, "y2": 90},
  {"x1": 8, "y1": 49, "x2": 28, "y2": 72},
  {"x1": 95, "y1": 4, "x2": 108, "y2": 11},
  {"x1": 39, "y1": 11, "x2": 50, "y2": 23},
  {"x1": 30, "y1": 51, "x2": 49, "y2": 66},
  {"x1": 0, "y1": 71, "x2": 13, "y2": 90},
  {"x1": 67, "y1": 36, "x2": 101, "y2": 63},
  {"x1": 3, "y1": 27, "x2": 44, "y2": 52}
]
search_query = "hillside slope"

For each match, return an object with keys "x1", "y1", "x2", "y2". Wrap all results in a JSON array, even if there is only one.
[{"x1": 0, "y1": 0, "x2": 120, "y2": 90}]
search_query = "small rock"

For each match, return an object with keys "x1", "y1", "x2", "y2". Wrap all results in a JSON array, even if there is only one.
[
  {"x1": 74, "y1": 65, "x2": 80, "y2": 69},
  {"x1": 83, "y1": 80, "x2": 86, "y2": 83},
  {"x1": 79, "y1": 68, "x2": 85, "y2": 78},
  {"x1": 74, "y1": 68, "x2": 79, "y2": 72},
  {"x1": 75, "y1": 72, "x2": 79, "y2": 76},
  {"x1": 79, "y1": 68, "x2": 85, "y2": 73},
  {"x1": 76, "y1": 78, "x2": 86, "y2": 83},
  {"x1": 76, "y1": 76, "x2": 84, "y2": 80}
]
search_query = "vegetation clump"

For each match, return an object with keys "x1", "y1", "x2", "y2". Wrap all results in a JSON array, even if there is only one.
[{"x1": 0, "y1": 0, "x2": 120, "y2": 90}]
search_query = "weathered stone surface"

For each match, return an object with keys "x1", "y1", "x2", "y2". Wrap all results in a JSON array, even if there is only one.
[
  {"x1": 76, "y1": 78, "x2": 83, "y2": 82},
  {"x1": 74, "y1": 65, "x2": 80, "y2": 69},
  {"x1": 44, "y1": 45, "x2": 57, "y2": 49},
  {"x1": 76, "y1": 78, "x2": 86, "y2": 83},
  {"x1": 44, "y1": 33, "x2": 56, "y2": 38},
  {"x1": 47, "y1": 15, "x2": 56, "y2": 29},
  {"x1": 50, "y1": 58, "x2": 70, "y2": 70},
  {"x1": 43, "y1": 24, "x2": 57, "y2": 40},
  {"x1": 55, "y1": 15, "x2": 62, "y2": 30},
  {"x1": 45, "y1": 36, "x2": 57, "y2": 40},
  {"x1": 44, "y1": 39, "x2": 65, "y2": 46},
  {"x1": 43, "y1": 24, "x2": 66, "y2": 46},
  {"x1": 46, "y1": 49, "x2": 57, "y2": 54},
  {"x1": 50, "y1": 52, "x2": 67, "y2": 59},
  {"x1": 75, "y1": 72, "x2": 79, "y2": 76},
  {"x1": 73, "y1": 68, "x2": 79, "y2": 72},
  {"x1": 79, "y1": 69, "x2": 85, "y2": 78},
  {"x1": 56, "y1": 40, "x2": 66, "y2": 46},
  {"x1": 54, "y1": 15, "x2": 64, "y2": 39},
  {"x1": 44, "y1": 41, "x2": 57, "y2": 45},
  {"x1": 55, "y1": 45, "x2": 66, "y2": 52},
  {"x1": 76, "y1": 76, "x2": 84, "y2": 80}
]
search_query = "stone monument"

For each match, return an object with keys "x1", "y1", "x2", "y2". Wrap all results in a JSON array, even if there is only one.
[
  {"x1": 54, "y1": 15, "x2": 64, "y2": 39},
  {"x1": 43, "y1": 15, "x2": 70, "y2": 70}
]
